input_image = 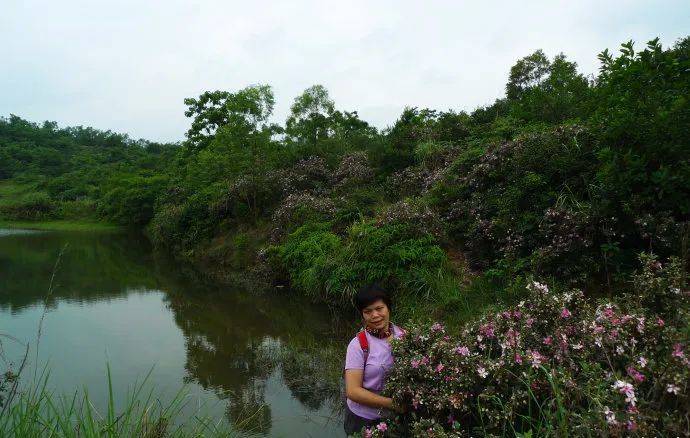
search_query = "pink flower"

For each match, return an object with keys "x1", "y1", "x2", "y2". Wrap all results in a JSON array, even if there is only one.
[
  {"x1": 455, "y1": 346, "x2": 470, "y2": 356},
  {"x1": 505, "y1": 328, "x2": 519, "y2": 347},
  {"x1": 637, "y1": 357, "x2": 647, "y2": 368},
  {"x1": 376, "y1": 422, "x2": 388, "y2": 432},
  {"x1": 436, "y1": 363, "x2": 445, "y2": 372},
  {"x1": 529, "y1": 281, "x2": 549, "y2": 293},
  {"x1": 603, "y1": 307, "x2": 614, "y2": 318},
  {"x1": 514, "y1": 353, "x2": 523, "y2": 364},
  {"x1": 560, "y1": 308, "x2": 571, "y2": 318},
  {"x1": 479, "y1": 323, "x2": 495, "y2": 338},
  {"x1": 527, "y1": 350, "x2": 543, "y2": 368},
  {"x1": 626, "y1": 420, "x2": 637, "y2": 431},
  {"x1": 363, "y1": 427, "x2": 373, "y2": 438},
  {"x1": 477, "y1": 366, "x2": 488, "y2": 378},
  {"x1": 657, "y1": 318, "x2": 665, "y2": 327},
  {"x1": 626, "y1": 366, "x2": 645, "y2": 383},
  {"x1": 431, "y1": 322, "x2": 444, "y2": 332},
  {"x1": 525, "y1": 318, "x2": 534, "y2": 328},
  {"x1": 612, "y1": 380, "x2": 636, "y2": 406},
  {"x1": 543, "y1": 336, "x2": 553, "y2": 345},
  {"x1": 411, "y1": 359, "x2": 421, "y2": 369},
  {"x1": 672, "y1": 343, "x2": 685, "y2": 359}
]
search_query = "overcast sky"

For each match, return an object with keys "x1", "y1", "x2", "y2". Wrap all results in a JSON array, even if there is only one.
[{"x1": 2, "y1": 0, "x2": 688, "y2": 142}]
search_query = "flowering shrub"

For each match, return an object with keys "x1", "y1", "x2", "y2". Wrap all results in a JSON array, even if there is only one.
[
  {"x1": 270, "y1": 156, "x2": 332, "y2": 196},
  {"x1": 374, "y1": 254, "x2": 689, "y2": 436},
  {"x1": 270, "y1": 191, "x2": 336, "y2": 240},
  {"x1": 387, "y1": 166, "x2": 447, "y2": 199},
  {"x1": 530, "y1": 206, "x2": 596, "y2": 280},
  {"x1": 334, "y1": 151, "x2": 374, "y2": 187},
  {"x1": 375, "y1": 199, "x2": 444, "y2": 240}
]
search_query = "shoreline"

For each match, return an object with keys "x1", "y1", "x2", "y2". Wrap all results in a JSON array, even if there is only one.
[{"x1": 0, "y1": 219, "x2": 122, "y2": 232}]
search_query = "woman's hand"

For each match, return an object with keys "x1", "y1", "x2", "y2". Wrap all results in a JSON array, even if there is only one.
[{"x1": 390, "y1": 398, "x2": 407, "y2": 414}]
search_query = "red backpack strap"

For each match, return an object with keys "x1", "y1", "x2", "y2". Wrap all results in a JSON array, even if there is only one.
[{"x1": 357, "y1": 331, "x2": 369, "y2": 368}]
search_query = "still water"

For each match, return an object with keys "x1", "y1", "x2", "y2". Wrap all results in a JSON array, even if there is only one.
[{"x1": 0, "y1": 228, "x2": 351, "y2": 436}]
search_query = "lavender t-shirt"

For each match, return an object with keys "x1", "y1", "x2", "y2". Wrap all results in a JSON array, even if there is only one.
[{"x1": 344, "y1": 325, "x2": 404, "y2": 420}]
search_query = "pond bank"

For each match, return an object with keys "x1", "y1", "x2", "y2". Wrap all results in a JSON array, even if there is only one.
[{"x1": 0, "y1": 219, "x2": 121, "y2": 232}]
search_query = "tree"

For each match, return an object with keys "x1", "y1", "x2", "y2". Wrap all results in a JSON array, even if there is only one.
[
  {"x1": 285, "y1": 85, "x2": 336, "y2": 144},
  {"x1": 183, "y1": 84, "x2": 275, "y2": 152},
  {"x1": 506, "y1": 50, "x2": 590, "y2": 123},
  {"x1": 506, "y1": 49, "x2": 551, "y2": 100}
]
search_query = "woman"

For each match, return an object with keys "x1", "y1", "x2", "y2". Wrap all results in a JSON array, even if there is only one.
[{"x1": 344, "y1": 284, "x2": 405, "y2": 436}]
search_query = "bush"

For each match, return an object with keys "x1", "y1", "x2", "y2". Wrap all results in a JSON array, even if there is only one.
[
  {"x1": 277, "y1": 222, "x2": 343, "y2": 298},
  {"x1": 375, "y1": 254, "x2": 689, "y2": 437},
  {"x1": 0, "y1": 191, "x2": 56, "y2": 220},
  {"x1": 276, "y1": 220, "x2": 453, "y2": 307},
  {"x1": 270, "y1": 192, "x2": 336, "y2": 241}
]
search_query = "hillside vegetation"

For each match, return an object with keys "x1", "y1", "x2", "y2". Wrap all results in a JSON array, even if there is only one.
[{"x1": 1, "y1": 37, "x2": 688, "y2": 436}]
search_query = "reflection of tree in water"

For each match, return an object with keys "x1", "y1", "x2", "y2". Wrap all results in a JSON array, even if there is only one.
[
  {"x1": 280, "y1": 345, "x2": 343, "y2": 412},
  {"x1": 1, "y1": 228, "x2": 353, "y2": 432},
  {"x1": 0, "y1": 230, "x2": 156, "y2": 312},
  {"x1": 160, "y1": 268, "x2": 353, "y2": 433}
]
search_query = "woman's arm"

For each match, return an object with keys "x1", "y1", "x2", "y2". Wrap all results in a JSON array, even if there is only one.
[{"x1": 344, "y1": 369, "x2": 398, "y2": 411}]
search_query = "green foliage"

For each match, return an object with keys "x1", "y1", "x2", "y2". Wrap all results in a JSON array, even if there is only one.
[
  {"x1": 278, "y1": 222, "x2": 343, "y2": 297},
  {"x1": 3, "y1": 36, "x2": 689, "y2": 317},
  {"x1": 183, "y1": 84, "x2": 277, "y2": 152},
  {"x1": 506, "y1": 50, "x2": 590, "y2": 123},
  {"x1": 0, "y1": 115, "x2": 177, "y2": 225},
  {"x1": 98, "y1": 175, "x2": 169, "y2": 225},
  {"x1": 0, "y1": 191, "x2": 55, "y2": 220},
  {"x1": 592, "y1": 37, "x2": 690, "y2": 217},
  {"x1": 277, "y1": 220, "x2": 452, "y2": 313}
]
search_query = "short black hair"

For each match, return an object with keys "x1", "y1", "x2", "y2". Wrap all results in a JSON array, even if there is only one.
[{"x1": 355, "y1": 284, "x2": 392, "y2": 313}]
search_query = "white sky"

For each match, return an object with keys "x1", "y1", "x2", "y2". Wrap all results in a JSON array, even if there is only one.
[{"x1": 1, "y1": 0, "x2": 688, "y2": 142}]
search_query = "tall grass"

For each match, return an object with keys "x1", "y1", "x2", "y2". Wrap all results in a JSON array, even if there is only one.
[{"x1": 0, "y1": 365, "x2": 235, "y2": 438}]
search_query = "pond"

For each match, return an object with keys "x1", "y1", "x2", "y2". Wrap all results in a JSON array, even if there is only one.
[{"x1": 0, "y1": 228, "x2": 353, "y2": 436}]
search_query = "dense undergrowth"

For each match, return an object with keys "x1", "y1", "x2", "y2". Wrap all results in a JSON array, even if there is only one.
[
  {"x1": 369, "y1": 254, "x2": 689, "y2": 437},
  {"x1": 1, "y1": 37, "x2": 689, "y2": 435}
]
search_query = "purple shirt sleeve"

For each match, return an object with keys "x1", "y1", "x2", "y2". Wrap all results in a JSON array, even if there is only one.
[{"x1": 344, "y1": 337, "x2": 364, "y2": 370}]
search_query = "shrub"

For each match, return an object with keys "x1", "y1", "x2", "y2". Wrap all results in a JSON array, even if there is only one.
[
  {"x1": 277, "y1": 222, "x2": 343, "y2": 298},
  {"x1": 334, "y1": 151, "x2": 374, "y2": 187},
  {"x1": 275, "y1": 220, "x2": 453, "y2": 306},
  {"x1": 271, "y1": 156, "x2": 331, "y2": 196},
  {"x1": 270, "y1": 192, "x2": 336, "y2": 241},
  {"x1": 375, "y1": 198, "x2": 444, "y2": 240},
  {"x1": 376, "y1": 254, "x2": 689, "y2": 437},
  {"x1": 0, "y1": 191, "x2": 55, "y2": 220}
]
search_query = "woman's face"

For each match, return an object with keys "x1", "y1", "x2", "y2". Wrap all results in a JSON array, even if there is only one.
[{"x1": 362, "y1": 299, "x2": 390, "y2": 330}]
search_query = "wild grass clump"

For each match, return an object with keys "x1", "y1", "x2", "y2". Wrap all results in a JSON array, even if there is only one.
[
  {"x1": 273, "y1": 219, "x2": 458, "y2": 318},
  {"x1": 362, "y1": 254, "x2": 689, "y2": 437},
  {"x1": 0, "y1": 366, "x2": 235, "y2": 438}
]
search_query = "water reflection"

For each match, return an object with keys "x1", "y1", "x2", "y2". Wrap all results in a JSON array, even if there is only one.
[{"x1": 0, "y1": 229, "x2": 351, "y2": 436}]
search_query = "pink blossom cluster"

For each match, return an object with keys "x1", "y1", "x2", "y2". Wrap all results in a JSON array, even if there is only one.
[{"x1": 383, "y1": 258, "x2": 689, "y2": 437}]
